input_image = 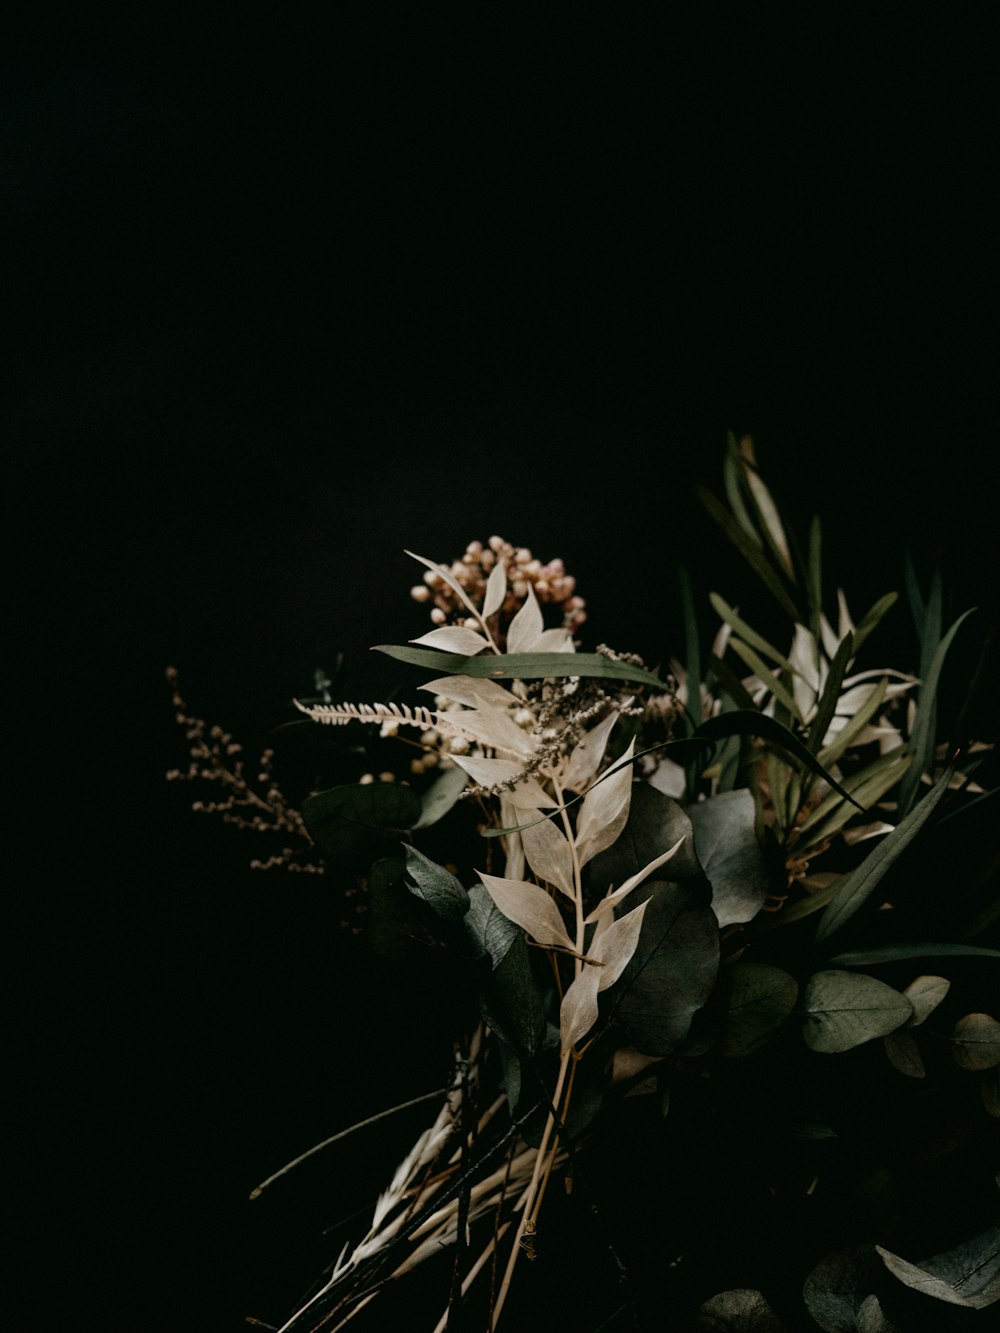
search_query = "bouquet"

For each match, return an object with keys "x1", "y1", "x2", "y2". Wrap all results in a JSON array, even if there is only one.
[{"x1": 168, "y1": 437, "x2": 998, "y2": 1332}]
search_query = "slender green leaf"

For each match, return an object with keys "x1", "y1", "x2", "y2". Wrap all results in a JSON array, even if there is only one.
[
  {"x1": 680, "y1": 567, "x2": 702, "y2": 730},
  {"x1": 728, "y1": 638, "x2": 804, "y2": 722},
  {"x1": 707, "y1": 652, "x2": 757, "y2": 710},
  {"x1": 723, "y1": 432, "x2": 763, "y2": 547},
  {"x1": 697, "y1": 485, "x2": 801, "y2": 620},
  {"x1": 373, "y1": 645, "x2": 665, "y2": 690},
  {"x1": 806, "y1": 631, "x2": 855, "y2": 754},
  {"x1": 709, "y1": 593, "x2": 794, "y2": 671},
  {"x1": 816, "y1": 765, "x2": 954, "y2": 941},
  {"x1": 817, "y1": 676, "x2": 890, "y2": 768},
  {"x1": 897, "y1": 608, "x2": 976, "y2": 816},
  {"x1": 795, "y1": 754, "x2": 911, "y2": 852},
  {"x1": 697, "y1": 711, "x2": 865, "y2": 811},
  {"x1": 831, "y1": 943, "x2": 1000, "y2": 965},
  {"x1": 807, "y1": 517, "x2": 823, "y2": 640},
  {"x1": 903, "y1": 550, "x2": 924, "y2": 635},
  {"x1": 850, "y1": 592, "x2": 898, "y2": 656}
]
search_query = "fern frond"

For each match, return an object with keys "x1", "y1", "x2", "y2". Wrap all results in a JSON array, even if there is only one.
[{"x1": 294, "y1": 699, "x2": 440, "y2": 730}]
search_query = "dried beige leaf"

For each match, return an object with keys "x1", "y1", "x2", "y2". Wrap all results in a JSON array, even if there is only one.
[
  {"x1": 520, "y1": 815, "x2": 575, "y2": 899},
  {"x1": 574, "y1": 738, "x2": 636, "y2": 867},
  {"x1": 479, "y1": 872, "x2": 574, "y2": 951},
  {"x1": 585, "y1": 837, "x2": 686, "y2": 922},
  {"x1": 421, "y1": 675, "x2": 520, "y2": 711},
  {"x1": 410, "y1": 626, "x2": 490, "y2": 655},
  {"x1": 506, "y1": 584, "x2": 544, "y2": 653},
  {"x1": 562, "y1": 708, "x2": 625, "y2": 793},
  {"x1": 482, "y1": 561, "x2": 507, "y2": 619},
  {"x1": 448, "y1": 754, "x2": 554, "y2": 808}
]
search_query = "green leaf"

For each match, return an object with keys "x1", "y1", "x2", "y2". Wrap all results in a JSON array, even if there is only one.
[
  {"x1": 697, "y1": 485, "x2": 801, "y2": 621},
  {"x1": 476, "y1": 928, "x2": 547, "y2": 1059},
  {"x1": 723, "y1": 433, "x2": 763, "y2": 547},
  {"x1": 412, "y1": 764, "x2": 469, "y2": 829},
  {"x1": 951, "y1": 1013, "x2": 1000, "y2": 1070},
  {"x1": 373, "y1": 645, "x2": 665, "y2": 690},
  {"x1": 607, "y1": 879, "x2": 720, "y2": 1056},
  {"x1": 722, "y1": 963, "x2": 799, "y2": 1057},
  {"x1": 803, "y1": 1245, "x2": 888, "y2": 1332},
  {"x1": 850, "y1": 592, "x2": 898, "y2": 656},
  {"x1": 897, "y1": 608, "x2": 976, "y2": 817},
  {"x1": 680, "y1": 567, "x2": 702, "y2": 731},
  {"x1": 815, "y1": 765, "x2": 953, "y2": 941},
  {"x1": 686, "y1": 789, "x2": 770, "y2": 928},
  {"x1": 805, "y1": 631, "x2": 854, "y2": 755},
  {"x1": 817, "y1": 676, "x2": 890, "y2": 768},
  {"x1": 301, "y1": 782, "x2": 422, "y2": 873},
  {"x1": 728, "y1": 638, "x2": 804, "y2": 723},
  {"x1": 463, "y1": 882, "x2": 520, "y2": 971},
  {"x1": 830, "y1": 943, "x2": 1000, "y2": 965},
  {"x1": 707, "y1": 652, "x2": 757, "y2": 710},
  {"x1": 402, "y1": 844, "x2": 469, "y2": 921},
  {"x1": 584, "y1": 783, "x2": 703, "y2": 892},
  {"x1": 801, "y1": 970, "x2": 913, "y2": 1052},
  {"x1": 367, "y1": 856, "x2": 445, "y2": 961},
  {"x1": 877, "y1": 1226, "x2": 1000, "y2": 1309},
  {"x1": 696, "y1": 711, "x2": 865, "y2": 812},
  {"x1": 709, "y1": 593, "x2": 794, "y2": 671},
  {"x1": 795, "y1": 753, "x2": 911, "y2": 852},
  {"x1": 806, "y1": 517, "x2": 823, "y2": 640}
]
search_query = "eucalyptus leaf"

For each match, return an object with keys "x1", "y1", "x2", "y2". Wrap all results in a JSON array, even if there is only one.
[
  {"x1": 301, "y1": 782, "x2": 422, "y2": 873},
  {"x1": 696, "y1": 1287, "x2": 784, "y2": 1330},
  {"x1": 367, "y1": 856, "x2": 444, "y2": 961},
  {"x1": 402, "y1": 844, "x2": 469, "y2": 922},
  {"x1": 883, "y1": 1031, "x2": 925, "y2": 1078},
  {"x1": 607, "y1": 879, "x2": 720, "y2": 1056},
  {"x1": 802, "y1": 1245, "x2": 887, "y2": 1333},
  {"x1": 902, "y1": 975, "x2": 951, "y2": 1026},
  {"x1": 412, "y1": 763, "x2": 469, "y2": 829},
  {"x1": 877, "y1": 1226, "x2": 1000, "y2": 1309},
  {"x1": 585, "y1": 783, "x2": 703, "y2": 893},
  {"x1": 815, "y1": 765, "x2": 953, "y2": 941},
  {"x1": 802, "y1": 970, "x2": 913, "y2": 1053},
  {"x1": 951, "y1": 1013, "x2": 1000, "y2": 1070},
  {"x1": 855, "y1": 1294, "x2": 899, "y2": 1332},
  {"x1": 722, "y1": 963, "x2": 799, "y2": 1057},
  {"x1": 686, "y1": 789, "x2": 769, "y2": 927},
  {"x1": 477, "y1": 930, "x2": 547, "y2": 1059},
  {"x1": 463, "y1": 882, "x2": 519, "y2": 970}
]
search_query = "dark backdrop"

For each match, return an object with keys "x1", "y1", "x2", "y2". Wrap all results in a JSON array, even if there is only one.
[{"x1": 6, "y1": 8, "x2": 997, "y2": 1331}]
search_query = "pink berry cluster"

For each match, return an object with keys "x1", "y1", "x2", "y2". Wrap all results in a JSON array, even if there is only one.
[{"x1": 410, "y1": 537, "x2": 587, "y2": 635}]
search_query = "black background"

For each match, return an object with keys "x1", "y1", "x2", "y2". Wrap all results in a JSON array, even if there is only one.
[{"x1": 6, "y1": 7, "x2": 998, "y2": 1331}]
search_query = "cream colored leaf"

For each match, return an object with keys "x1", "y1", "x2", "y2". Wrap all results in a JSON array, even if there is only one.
[
  {"x1": 440, "y1": 707, "x2": 534, "y2": 757},
  {"x1": 593, "y1": 897, "x2": 650, "y2": 991},
  {"x1": 562, "y1": 709, "x2": 623, "y2": 792},
  {"x1": 479, "y1": 871, "x2": 574, "y2": 950},
  {"x1": 448, "y1": 753, "x2": 555, "y2": 807},
  {"x1": 646, "y1": 756, "x2": 687, "y2": 799},
  {"x1": 520, "y1": 815, "x2": 575, "y2": 898},
  {"x1": 819, "y1": 612, "x2": 840, "y2": 661},
  {"x1": 904, "y1": 975, "x2": 951, "y2": 1027},
  {"x1": 405, "y1": 550, "x2": 482, "y2": 622},
  {"x1": 507, "y1": 584, "x2": 544, "y2": 653},
  {"x1": 421, "y1": 675, "x2": 520, "y2": 711},
  {"x1": 585, "y1": 837, "x2": 686, "y2": 921},
  {"x1": 410, "y1": 626, "x2": 490, "y2": 655},
  {"x1": 482, "y1": 561, "x2": 507, "y2": 619},
  {"x1": 574, "y1": 738, "x2": 636, "y2": 867},
  {"x1": 842, "y1": 820, "x2": 895, "y2": 845},
  {"x1": 530, "y1": 627, "x2": 574, "y2": 652},
  {"x1": 837, "y1": 587, "x2": 855, "y2": 639},
  {"x1": 559, "y1": 966, "x2": 601, "y2": 1052}
]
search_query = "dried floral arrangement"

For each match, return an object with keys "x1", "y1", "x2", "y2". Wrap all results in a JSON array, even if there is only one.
[{"x1": 169, "y1": 438, "x2": 999, "y2": 1332}]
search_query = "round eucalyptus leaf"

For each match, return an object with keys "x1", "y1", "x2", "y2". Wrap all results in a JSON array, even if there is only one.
[
  {"x1": 585, "y1": 782, "x2": 703, "y2": 892},
  {"x1": 877, "y1": 1226, "x2": 1000, "y2": 1309},
  {"x1": 803, "y1": 1245, "x2": 886, "y2": 1332},
  {"x1": 301, "y1": 781, "x2": 422, "y2": 872},
  {"x1": 951, "y1": 1012, "x2": 1000, "y2": 1070},
  {"x1": 696, "y1": 1288, "x2": 783, "y2": 1330},
  {"x1": 722, "y1": 963, "x2": 798, "y2": 1057},
  {"x1": 802, "y1": 970, "x2": 913, "y2": 1054},
  {"x1": 607, "y1": 879, "x2": 719, "y2": 1056},
  {"x1": 686, "y1": 788, "x2": 769, "y2": 927}
]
